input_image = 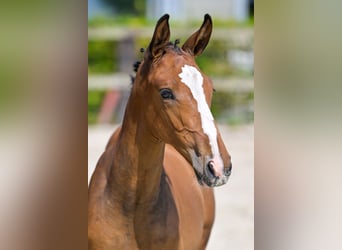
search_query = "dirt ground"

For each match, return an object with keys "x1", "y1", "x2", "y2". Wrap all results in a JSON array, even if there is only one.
[{"x1": 88, "y1": 123, "x2": 254, "y2": 250}]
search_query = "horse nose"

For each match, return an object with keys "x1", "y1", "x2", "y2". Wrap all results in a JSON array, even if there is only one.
[
  {"x1": 207, "y1": 159, "x2": 224, "y2": 178},
  {"x1": 207, "y1": 159, "x2": 232, "y2": 178}
]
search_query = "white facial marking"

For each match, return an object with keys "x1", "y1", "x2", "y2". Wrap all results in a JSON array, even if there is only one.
[{"x1": 178, "y1": 65, "x2": 223, "y2": 169}]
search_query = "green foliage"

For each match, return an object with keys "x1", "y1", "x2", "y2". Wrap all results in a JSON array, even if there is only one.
[
  {"x1": 211, "y1": 90, "x2": 254, "y2": 125},
  {"x1": 88, "y1": 90, "x2": 106, "y2": 124},
  {"x1": 100, "y1": 0, "x2": 146, "y2": 15},
  {"x1": 211, "y1": 91, "x2": 235, "y2": 117},
  {"x1": 196, "y1": 40, "x2": 234, "y2": 77},
  {"x1": 87, "y1": 38, "x2": 252, "y2": 77},
  {"x1": 88, "y1": 15, "x2": 253, "y2": 29},
  {"x1": 88, "y1": 15, "x2": 150, "y2": 28},
  {"x1": 88, "y1": 41, "x2": 117, "y2": 74},
  {"x1": 88, "y1": 16, "x2": 117, "y2": 27}
]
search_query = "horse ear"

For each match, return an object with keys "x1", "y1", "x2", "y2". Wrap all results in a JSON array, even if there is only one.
[
  {"x1": 182, "y1": 14, "x2": 212, "y2": 56},
  {"x1": 148, "y1": 14, "x2": 170, "y2": 58}
]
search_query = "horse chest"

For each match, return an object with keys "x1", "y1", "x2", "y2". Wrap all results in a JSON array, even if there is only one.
[{"x1": 133, "y1": 182, "x2": 180, "y2": 249}]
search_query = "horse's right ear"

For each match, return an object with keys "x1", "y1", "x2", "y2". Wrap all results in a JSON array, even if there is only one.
[
  {"x1": 182, "y1": 14, "x2": 212, "y2": 56},
  {"x1": 148, "y1": 14, "x2": 170, "y2": 59}
]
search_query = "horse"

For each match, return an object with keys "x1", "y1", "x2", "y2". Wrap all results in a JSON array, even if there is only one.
[{"x1": 88, "y1": 14, "x2": 232, "y2": 250}]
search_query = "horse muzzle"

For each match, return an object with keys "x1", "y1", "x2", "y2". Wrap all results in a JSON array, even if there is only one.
[
  {"x1": 187, "y1": 149, "x2": 232, "y2": 187},
  {"x1": 201, "y1": 161, "x2": 232, "y2": 187}
]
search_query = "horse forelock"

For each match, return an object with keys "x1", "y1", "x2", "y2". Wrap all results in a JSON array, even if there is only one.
[{"x1": 131, "y1": 40, "x2": 183, "y2": 85}]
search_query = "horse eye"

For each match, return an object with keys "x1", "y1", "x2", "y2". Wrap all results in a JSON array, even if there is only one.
[{"x1": 160, "y1": 88, "x2": 174, "y2": 100}]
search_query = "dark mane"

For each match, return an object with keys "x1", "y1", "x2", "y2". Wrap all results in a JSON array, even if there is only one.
[
  {"x1": 167, "y1": 39, "x2": 182, "y2": 53},
  {"x1": 130, "y1": 39, "x2": 182, "y2": 85}
]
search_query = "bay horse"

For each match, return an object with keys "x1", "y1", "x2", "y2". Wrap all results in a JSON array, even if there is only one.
[{"x1": 88, "y1": 14, "x2": 232, "y2": 250}]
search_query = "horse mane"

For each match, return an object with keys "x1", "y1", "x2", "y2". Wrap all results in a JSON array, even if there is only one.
[{"x1": 130, "y1": 39, "x2": 181, "y2": 85}]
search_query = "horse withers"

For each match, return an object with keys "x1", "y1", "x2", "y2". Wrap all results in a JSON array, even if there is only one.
[{"x1": 88, "y1": 14, "x2": 232, "y2": 250}]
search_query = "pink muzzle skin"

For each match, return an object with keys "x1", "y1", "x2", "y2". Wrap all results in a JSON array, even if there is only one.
[{"x1": 208, "y1": 156, "x2": 224, "y2": 178}]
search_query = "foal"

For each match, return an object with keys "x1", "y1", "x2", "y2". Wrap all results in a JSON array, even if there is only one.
[{"x1": 88, "y1": 14, "x2": 232, "y2": 250}]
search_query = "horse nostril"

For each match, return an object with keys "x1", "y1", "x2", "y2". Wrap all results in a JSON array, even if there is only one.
[{"x1": 207, "y1": 161, "x2": 216, "y2": 177}]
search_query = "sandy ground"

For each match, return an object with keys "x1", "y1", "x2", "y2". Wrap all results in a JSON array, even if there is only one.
[{"x1": 88, "y1": 124, "x2": 254, "y2": 250}]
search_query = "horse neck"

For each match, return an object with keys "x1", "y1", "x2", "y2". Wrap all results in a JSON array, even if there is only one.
[{"x1": 107, "y1": 93, "x2": 165, "y2": 210}]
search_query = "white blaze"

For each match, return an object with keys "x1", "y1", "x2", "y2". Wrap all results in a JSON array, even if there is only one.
[{"x1": 178, "y1": 65, "x2": 223, "y2": 168}]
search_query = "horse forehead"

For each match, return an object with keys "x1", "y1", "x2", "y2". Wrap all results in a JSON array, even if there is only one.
[
  {"x1": 161, "y1": 51, "x2": 195, "y2": 71},
  {"x1": 154, "y1": 58, "x2": 198, "y2": 85},
  {"x1": 178, "y1": 65, "x2": 205, "y2": 91}
]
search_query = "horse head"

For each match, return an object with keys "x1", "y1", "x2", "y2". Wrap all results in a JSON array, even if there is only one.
[{"x1": 132, "y1": 14, "x2": 232, "y2": 187}]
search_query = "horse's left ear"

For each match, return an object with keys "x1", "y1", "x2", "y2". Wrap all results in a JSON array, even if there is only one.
[
  {"x1": 182, "y1": 14, "x2": 212, "y2": 56},
  {"x1": 148, "y1": 14, "x2": 171, "y2": 58}
]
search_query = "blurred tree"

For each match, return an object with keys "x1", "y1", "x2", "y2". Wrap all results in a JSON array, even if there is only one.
[{"x1": 101, "y1": 0, "x2": 146, "y2": 15}]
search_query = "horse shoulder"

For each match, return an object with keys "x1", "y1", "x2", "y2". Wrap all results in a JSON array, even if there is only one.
[{"x1": 89, "y1": 128, "x2": 139, "y2": 249}]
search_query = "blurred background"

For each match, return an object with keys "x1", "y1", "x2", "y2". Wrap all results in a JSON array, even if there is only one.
[
  {"x1": 88, "y1": 0, "x2": 254, "y2": 125},
  {"x1": 88, "y1": 1, "x2": 254, "y2": 249}
]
